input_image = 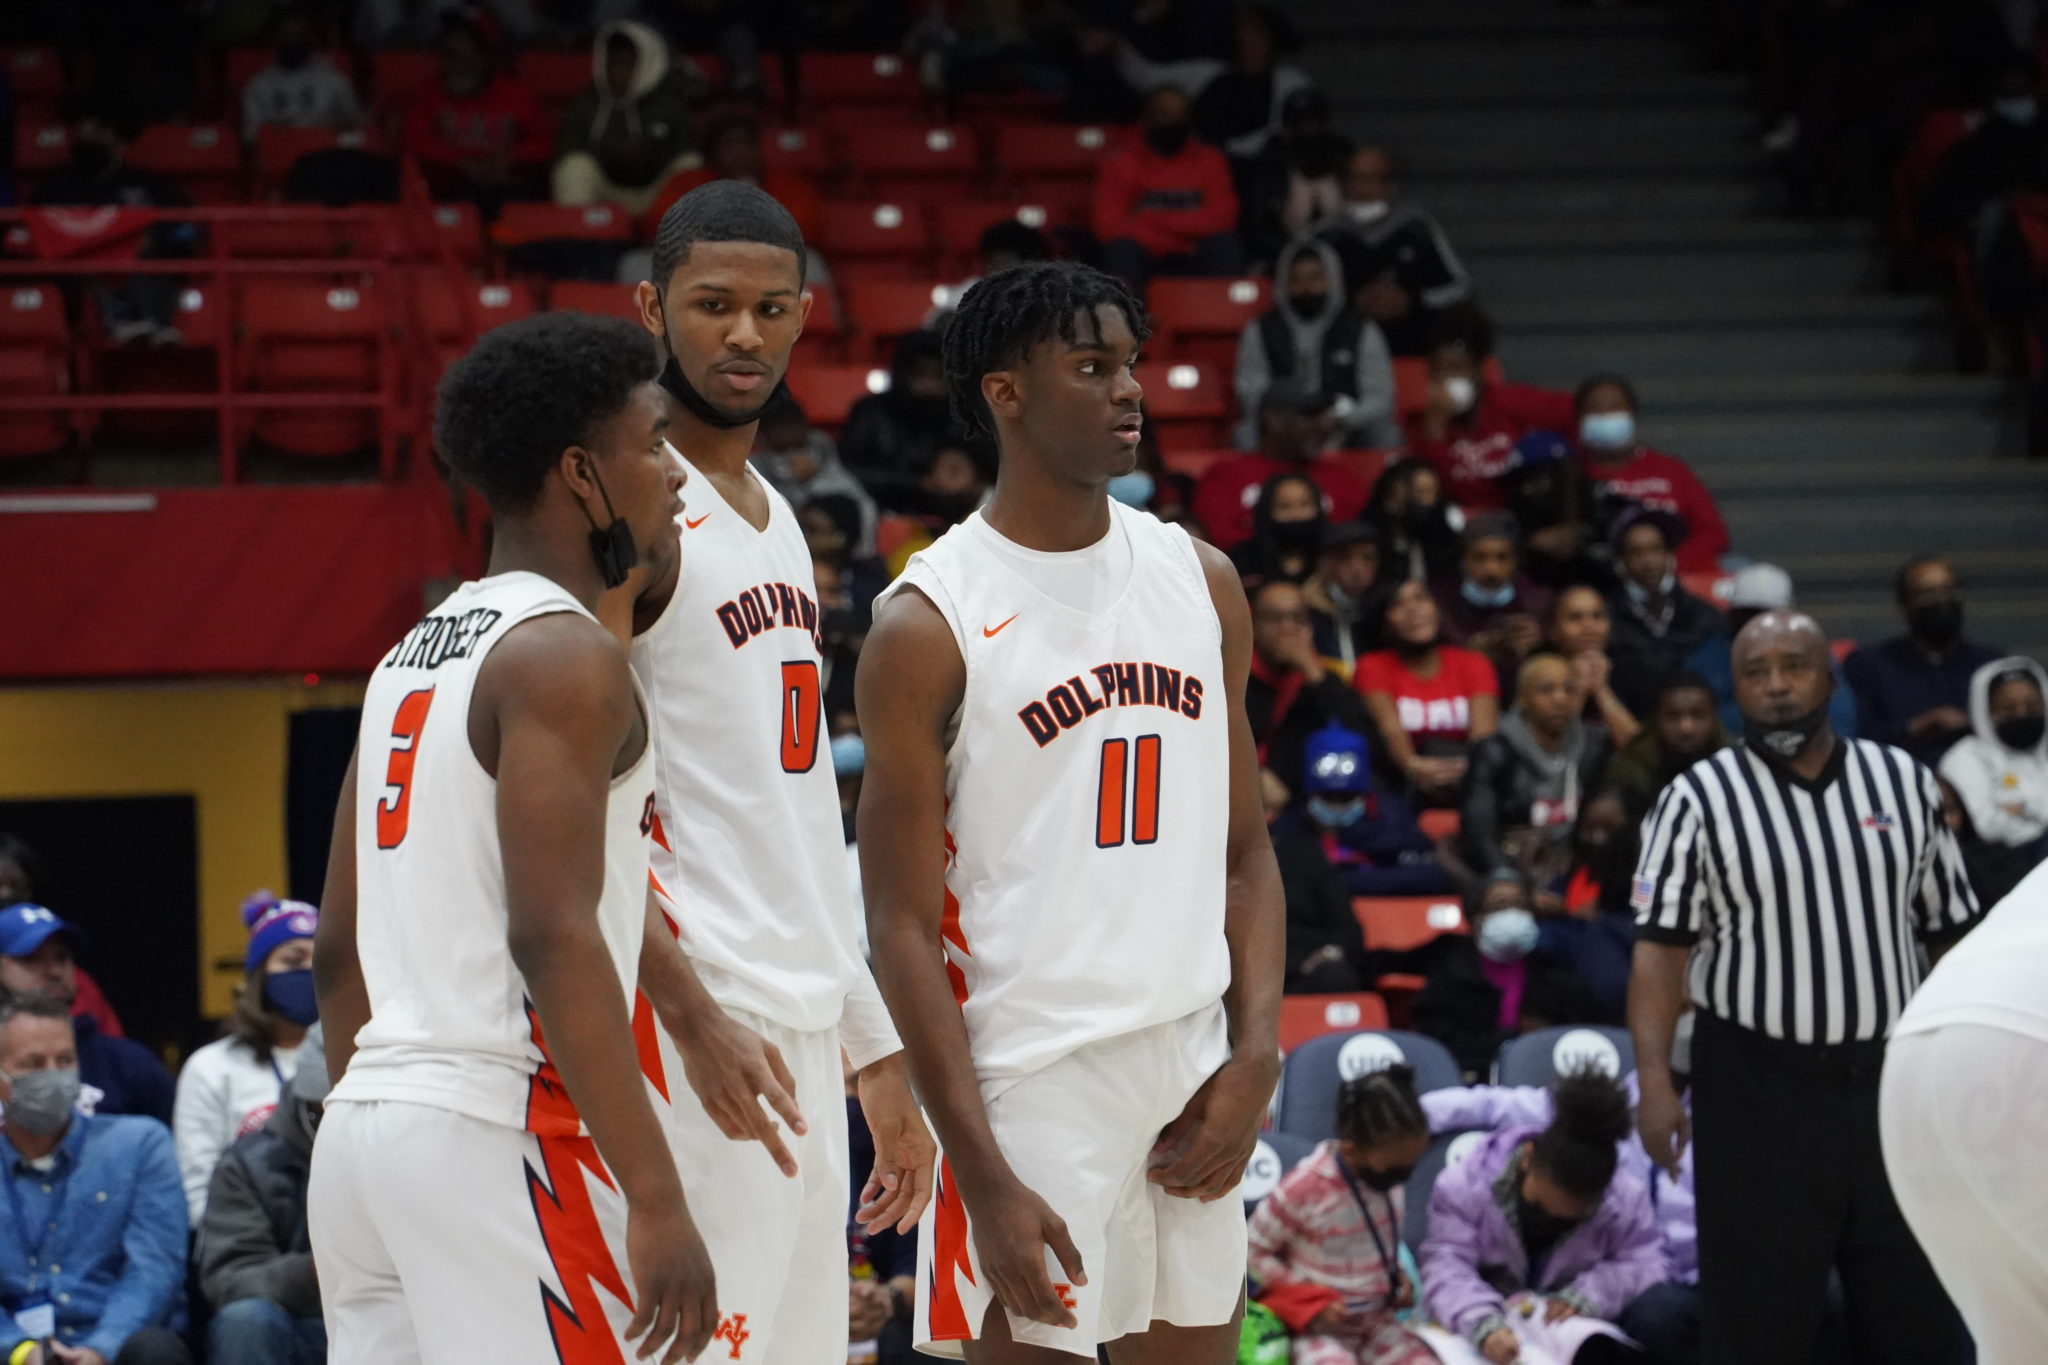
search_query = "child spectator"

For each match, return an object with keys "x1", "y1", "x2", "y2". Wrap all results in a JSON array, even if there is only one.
[
  {"x1": 1094, "y1": 85, "x2": 1243, "y2": 292},
  {"x1": 400, "y1": 9, "x2": 550, "y2": 208},
  {"x1": 1314, "y1": 144, "x2": 1476, "y2": 357},
  {"x1": 1434, "y1": 513, "x2": 1550, "y2": 691},
  {"x1": 240, "y1": 8, "x2": 362, "y2": 145},
  {"x1": 1364, "y1": 460, "x2": 1460, "y2": 588},
  {"x1": 1230, "y1": 472, "x2": 1328, "y2": 586},
  {"x1": 1938, "y1": 656, "x2": 2048, "y2": 906},
  {"x1": 174, "y1": 894, "x2": 317, "y2": 1225},
  {"x1": 1247, "y1": 1067, "x2": 1438, "y2": 1365},
  {"x1": 1194, "y1": 383, "x2": 1373, "y2": 550},
  {"x1": 752, "y1": 396, "x2": 878, "y2": 557},
  {"x1": 1603, "y1": 507, "x2": 1721, "y2": 719},
  {"x1": 553, "y1": 22, "x2": 703, "y2": 216},
  {"x1": 1305, "y1": 521, "x2": 1382, "y2": 676},
  {"x1": 1273, "y1": 723, "x2": 1454, "y2": 905},
  {"x1": 1601, "y1": 672, "x2": 1727, "y2": 824},
  {"x1": 1536, "y1": 791, "x2": 1640, "y2": 1020},
  {"x1": 1404, "y1": 329, "x2": 1574, "y2": 514},
  {"x1": 1420, "y1": 1067, "x2": 1668, "y2": 1364},
  {"x1": 1574, "y1": 375, "x2": 1728, "y2": 577},
  {"x1": 1543, "y1": 585, "x2": 1638, "y2": 746},
  {"x1": 1354, "y1": 578, "x2": 1500, "y2": 805},
  {"x1": 1233, "y1": 237, "x2": 1398, "y2": 449},
  {"x1": 1246, "y1": 580, "x2": 1375, "y2": 807},
  {"x1": 1460, "y1": 655, "x2": 1612, "y2": 889}
]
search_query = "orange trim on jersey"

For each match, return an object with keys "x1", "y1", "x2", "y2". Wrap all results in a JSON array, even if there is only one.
[
  {"x1": 631, "y1": 988, "x2": 669, "y2": 1100},
  {"x1": 939, "y1": 826, "x2": 971, "y2": 1008},
  {"x1": 522, "y1": 1004, "x2": 632, "y2": 1365},
  {"x1": 927, "y1": 1156, "x2": 976, "y2": 1342},
  {"x1": 649, "y1": 808, "x2": 673, "y2": 854}
]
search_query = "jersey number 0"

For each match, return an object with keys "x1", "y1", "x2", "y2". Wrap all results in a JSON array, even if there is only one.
[
  {"x1": 780, "y1": 661, "x2": 821, "y2": 773},
  {"x1": 1095, "y1": 735, "x2": 1162, "y2": 848}
]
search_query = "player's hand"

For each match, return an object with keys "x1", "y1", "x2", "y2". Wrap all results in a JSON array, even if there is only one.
[
  {"x1": 968, "y1": 1180, "x2": 1088, "y2": 1328},
  {"x1": 1635, "y1": 1073, "x2": 1690, "y2": 1180},
  {"x1": 1481, "y1": 1327, "x2": 1520, "y2": 1364},
  {"x1": 855, "y1": 1053, "x2": 937, "y2": 1234},
  {"x1": 1543, "y1": 1296, "x2": 1577, "y2": 1324},
  {"x1": 668, "y1": 1005, "x2": 807, "y2": 1177},
  {"x1": 1147, "y1": 1052, "x2": 1280, "y2": 1201},
  {"x1": 624, "y1": 1196, "x2": 718, "y2": 1363}
]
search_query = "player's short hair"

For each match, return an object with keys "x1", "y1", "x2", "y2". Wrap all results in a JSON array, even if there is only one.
[
  {"x1": 433, "y1": 312, "x2": 661, "y2": 514},
  {"x1": 650, "y1": 180, "x2": 807, "y2": 291},
  {"x1": 942, "y1": 260, "x2": 1150, "y2": 439}
]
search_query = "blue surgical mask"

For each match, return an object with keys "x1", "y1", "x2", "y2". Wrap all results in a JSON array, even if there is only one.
[
  {"x1": 1107, "y1": 471, "x2": 1155, "y2": 508},
  {"x1": 1307, "y1": 795, "x2": 1366, "y2": 828},
  {"x1": 1477, "y1": 907, "x2": 1539, "y2": 964},
  {"x1": 1996, "y1": 96, "x2": 2039, "y2": 126},
  {"x1": 831, "y1": 732, "x2": 866, "y2": 777},
  {"x1": 1578, "y1": 411, "x2": 1636, "y2": 450},
  {"x1": 261, "y1": 968, "x2": 319, "y2": 1026},
  {"x1": 1461, "y1": 579, "x2": 1516, "y2": 609}
]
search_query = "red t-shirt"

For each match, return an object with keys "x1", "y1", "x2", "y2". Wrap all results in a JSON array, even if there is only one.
[
  {"x1": 1404, "y1": 383, "x2": 1576, "y2": 511},
  {"x1": 1192, "y1": 454, "x2": 1372, "y2": 549},
  {"x1": 1353, "y1": 645, "x2": 1498, "y2": 744},
  {"x1": 1584, "y1": 446, "x2": 1729, "y2": 575}
]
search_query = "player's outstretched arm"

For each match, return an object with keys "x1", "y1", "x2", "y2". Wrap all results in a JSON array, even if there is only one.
[
  {"x1": 313, "y1": 750, "x2": 369, "y2": 1087},
  {"x1": 856, "y1": 587, "x2": 1086, "y2": 1330},
  {"x1": 1149, "y1": 543, "x2": 1285, "y2": 1202},
  {"x1": 486, "y1": 615, "x2": 716, "y2": 1365}
]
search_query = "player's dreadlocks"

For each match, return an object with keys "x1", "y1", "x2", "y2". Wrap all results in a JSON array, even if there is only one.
[
  {"x1": 1336, "y1": 1063, "x2": 1428, "y2": 1150},
  {"x1": 942, "y1": 260, "x2": 1150, "y2": 439}
]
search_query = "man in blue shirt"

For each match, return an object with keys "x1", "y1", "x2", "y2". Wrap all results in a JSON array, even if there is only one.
[
  {"x1": 0, "y1": 995, "x2": 188, "y2": 1365},
  {"x1": 1845, "y1": 553, "x2": 2002, "y2": 766},
  {"x1": 0, "y1": 907, "x2": 172, "y2": 1126}
]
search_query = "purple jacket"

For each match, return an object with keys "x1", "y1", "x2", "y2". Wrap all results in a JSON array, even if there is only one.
[{"x1": 1419, "y1": 1125, "x2": 1669, "y2": 1343}]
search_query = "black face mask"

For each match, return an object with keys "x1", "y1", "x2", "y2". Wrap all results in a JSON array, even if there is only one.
[
  {"x1": 1516, "y1": 1188, "x2": 1580, "y2": 1245},
  {"x1": 656, "y1": 292, "x2": 790, "y2": 431},
  {"x1": 1908, "y1": 598, "x2": 1964, "y2": 649},
  {"x1": 1354, "y1": 1163, "x2": 1412, "y2": 1192},
  {"x1": 1145, "y1": 123, "x2": 1191, "y2": 157},
  {"x1": 1269, "y1": 517, "x2": 1319, "y2": 552},
  {"x1": 1287, "y1": 293, "x2": 1328, "y2": 320},
  {"x1": 579, "y1": 462, "x2": 638, "y2": 589},
  {"x1": 1744, "y1": 703, "x2": 1829, "y2": 763},
  {"x1": 1996, "y1": 714, "x2": 2046, "y2": 751},
  {"x1": 1399, "y1": 503, "x2": 1436, "y2": 532}
]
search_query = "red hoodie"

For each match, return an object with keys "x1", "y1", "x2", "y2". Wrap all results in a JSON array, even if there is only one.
[
  {"x1": 1403, "y1": 382, "x2": 1577, "y2": 511},
  {"x1": 401, "y1": 73, "x2": 551, "y2": 173},
  {"x1": 1585, "y1": 446, "x2": 1729, "y2": 574},
  {"x1": 1092, "y1": 140, "x2": 1239, "y2": 257}
]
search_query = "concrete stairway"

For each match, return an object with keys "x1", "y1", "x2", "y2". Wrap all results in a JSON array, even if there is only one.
[{"x1": 1289, "y1": 0, "x2": 2048, "y2": 658}]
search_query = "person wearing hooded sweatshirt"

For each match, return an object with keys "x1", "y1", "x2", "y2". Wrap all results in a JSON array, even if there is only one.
[
  {"x1": 1460, "y1": 654, "x2": 1612, "y2": 888},
  {"x1": 1938, "y1": 655, "x2": 2048, "y2": 907},
  {"x1": 553, "y1": 20, "x2": 703, "y2": 215},
  {"x1": 1233, "y1": 234, "x2": 1398, "y2": 449},
  {"x1": 197, "y1": 1021, "x2": 328, "y2": 1365},
  {"x1": 839, "y1": 329, "x2": 956, "y2": 512},
  {"x1": 1270, "y1": 723, "x2": 1454, "y2": 908},
  {"x1": 1229, "y1": 470, "x2": 1328, "y2": 585}
]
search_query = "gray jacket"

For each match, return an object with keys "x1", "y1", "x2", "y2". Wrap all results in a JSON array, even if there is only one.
[
  {"x1": 194, "y1": 1080, "x2": 318, "y2": 1317},
  {"x1": 1233, "y1": 236, "x2": 1398, "y2": 449}
]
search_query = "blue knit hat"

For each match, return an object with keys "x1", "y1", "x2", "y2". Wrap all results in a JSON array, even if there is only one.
[{"x1": 242, "y1": 891, "x2": 317, "y2": 973}]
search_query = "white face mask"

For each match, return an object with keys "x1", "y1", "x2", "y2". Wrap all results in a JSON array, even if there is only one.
[
  {"x1": 1347, "y1": 199, "x2": 1391, "y2": 224},
  {"x1": 1442, "y1": 376, "x2": 1478, "y2": 413}
]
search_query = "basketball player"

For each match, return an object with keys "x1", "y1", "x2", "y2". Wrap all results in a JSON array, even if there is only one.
[
  {"x1": 856, "y1": 260, "x2": 1286, "y2": 1364},
  {"x1": 308, "y1": 313, "x2": 717, "y2": 1365},
  {"x1": 623, "y1": 180, "x2": 935, "y2": 1363}
]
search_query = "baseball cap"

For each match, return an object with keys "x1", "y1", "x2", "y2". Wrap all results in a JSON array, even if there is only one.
[
  {"x1": 1728, "y1": 562, "x2": 1793, "y2": 612},
  {"x1": 0, "y1": 903, "x2": 81, "y2": 960},
  {"x1": 1303, "y1": 724, "x2": 1372, "y2": 796}
]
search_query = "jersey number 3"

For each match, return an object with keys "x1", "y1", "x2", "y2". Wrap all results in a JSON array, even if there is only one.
[
  {"x1": 375, "y1": 687, "x2": 436, "y2": 849},
  {"x1": 780, "y1": 661, "x2": 821, "y2": 773},
  {"x1": 1096, "y1": 735, "x2": 1162, "y2": 848}
]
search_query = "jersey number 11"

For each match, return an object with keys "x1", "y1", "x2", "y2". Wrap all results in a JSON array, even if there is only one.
[{"x1": 1095, "y1": 735, "x2": 1162, "y2": 848}]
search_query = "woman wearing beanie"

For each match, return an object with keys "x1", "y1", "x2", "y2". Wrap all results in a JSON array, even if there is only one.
[{"x1": 172, "y1": 891, "x2": 318, "y2": 1224}]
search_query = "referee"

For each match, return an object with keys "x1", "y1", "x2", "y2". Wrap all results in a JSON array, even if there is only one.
[{"x1": 1628, "y1": 610, "x2": 1978, "y2": 1365}]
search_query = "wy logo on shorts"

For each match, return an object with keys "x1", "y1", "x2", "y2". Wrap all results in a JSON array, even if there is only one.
[{"x1": 712, "y1": 1312, "x2": 750, "y2": 1359}]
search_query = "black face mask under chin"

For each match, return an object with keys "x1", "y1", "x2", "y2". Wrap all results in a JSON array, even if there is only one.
[
  {"x1": 1744, "y1": 703, "x2": 1829, "y2": 762},
  {"x1": 581, "y1": 463, "x2": 638, "y2": 589},
  {"x1": 659, "y1": 353, "x2": 789, "y2": 431}
]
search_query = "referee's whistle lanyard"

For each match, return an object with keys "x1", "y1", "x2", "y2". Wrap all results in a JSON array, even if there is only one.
[
  {"x1": 4, "y1": 1130, "x2": 78, "y2": 1285},
  {"x1": 1336, "y1": 1160, "x2": 1404, "y2": 1314}
]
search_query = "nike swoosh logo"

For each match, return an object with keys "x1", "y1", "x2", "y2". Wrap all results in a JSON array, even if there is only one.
[
  {"x1": 685, "y1": 513, "x2": 711, "y2": 529},
  {"x1": 983, "y1": 614, "x2": 1019, "y2": 638}
]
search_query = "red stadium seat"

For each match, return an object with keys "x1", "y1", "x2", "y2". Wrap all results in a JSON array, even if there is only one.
[
  {"x1": 1416, "y1": 808, "x2": 1460, "y2": 844},
  {"x1": 95, "y1": 285, "x2": 225, "y2": 448},
  {"x1": 843, "y1": 124, "x2": 981, "y2": 193},
  {"x1": 1393, "y1": 355, "x2": 1505, "y2": 420},
  {"x1": 812, "y1": 201, "x2": 933, "y2": 275},
  {"x1": 1327, "y1": 448, "x2": 1394, "y2": 491},
  {"x1": 408, "y1": 273, "x2": 539, "y2": 364},
  {"x1": 14, "y1": 122, "x2": 71, "y2": 177},
  {"x1": 786, "y1": 363, "x2": 886, "y2": 430},
  {"x1": 1142, "y1": 361, "x2": 1231, "y2": 452},
  {"x1": 1354, "y1": 896, "x2": 1465, "y2": 953},
  {"x1": 516, "y1": 49, "x2": 594, "y2": 112},
  {"x1": 1831, "y1": 637, "x2": 1856, "y2": 665},
  {"x1": 491, "y1": 201, "x2": 635, "y2": 250},
  {"x1": 837, "y1": 277, "x2": 955, "y2": 361},
  {"x1": 1278, "y1": 993, "x2": 1390, "y2": 1053},
  {"x1": 1682, "y1": 572, "x2": 1734, "y2": 608},
  {"x1": 548, "y1": 280, "x2": 644, "y2": 322},
  {"x1": 1, "y1": 49, "x2": 63, "y2": 109},
  {"x1": 370, "y1": 49, "x2": 441, "y2": 114},
  {"x1": 408, "y1": 202, "x2": 485, "y2": 265},
  {"x1": 1159, "y1": 447, "x2": 1235, "y2": 481},
  {"x1": 238, "y1": 278, "x2": 391, "y2": 457},
  {"x1": 803, "y1": 52, "x2": 923, "y2": 110},
  {"x1": 0, "y1": 283, "x2": 71, "y2": 457},
  {"x1": 761, "y1": 124, "x2": 835, "y2": 181},
  {"x1": 128, "y1": 124, "x2": 242, "y2": 201},
  {"x1": 933, "y1": 195, "x2": 1087, "y2": 271},
  {"x1": 251, "y1": 126, "x2": 384, "y2": 188},
  {"x1": 995, "y1": 122, "x2": 1119, "y2": 184},
  {"x1": 1148, "y1": 276, "x2": 1268, "y2": 371}
]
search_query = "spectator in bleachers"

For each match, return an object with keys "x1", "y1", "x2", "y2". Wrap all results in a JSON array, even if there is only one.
[
  {"x1": 805, "y1": 494, "x2": 885, "y2": 725},
  {"x1": 1404, "y1": 328, "x2": 1574, "y2": 514},
  {"x1": 1232, "y1": 236, "x2": 1398, "y2": 450},
  {"x1": 1682, "y1": 562, "x2": 1857, "y2": 741},
  {"x1": 1604, "y1": 507, "x2": 1721, "y2": 720},
  {"x1": 1305, "y1": 520, "x2": 1381, "y2": 676},
  {"x1": 0, "y1": 903, "x2": 174, "y2": 1125},
  {"x1": 840, "y1": 330, "x2": 955, "y2": 514},
  {"x1": 1495, "y1": 430, "x2": 1599, "y2": 592},
  {"x1": 1845, "y1": 553, "x2": 2003, "y2": 765},
  {"x1": 1267, "y1": 799, "x2": 1374, "y2": 996},
  {"x1": 1536, "y1": 790, "x2": 1639, "y2": 1019},
  {"x1": 1460, "y1": 655, "x2": 1613, "y2": 895},
  {"x1": 1247, "y1": 1068, "x2": 1437, "y2": 1365},
  {"x1": 1543, "y1": 585, "x2": 1640, "y2": 746},
  {"x1": 1602, "y1": 672, "x2": 1728, "y2": 825},
  {"x1": 196, "y1": 1022, "x2": 327, "y2": 1365},
  {"x1": 643, "y1": 113, "x2": 824, "y2": 243},
  {"x1": 0, "y1": 995, "x2": 192, "y2": 1365},
  {"x1": 240, "y1": 8, "x2": 363, "y2": 146},
  {"x1": 1938, "y1": 655, "x2": 2048, "y2": 906},
  {"x1": 1364, "y1": 459, "x2": 1460, "y2": 588},
  {"x1": 753, "y1": 396, "x2": 878, "y2": 557},
  {"x1": 1272, "y1": 723, "x2": 1454, "y2": 908},
  {"x1": 553, "y1": 21, "x2": 704, "y2": 217},
  {"x1": 1314, "y1": 145, "x2": 1477, "y2": 358},
  {"x1": 1574, "y1": 375, "x2": 1729, "y2": 578},
  {"x1": 1420, "y1": 1066, "x2": 1667, "y2": 1365},
  {"x1": 0, "y1": 840, "x2": 126, "y2": 1042},
  {"x1": 1354, "y1": 578, "x2": 1500, "y2": 806},
  {"x1": 1195, "y1": 383, "x2": 1373, "y2": 550},
  {"x1": 1093, "y1": 84, "x2": 1244, "y2": 293},
  {"x1": 1434, "y1": 513, "x2": 1549, "y2": 691},
  {"x1": 400, "y1": 8, "x2": 551, "y2": 209},
  {"x1": 173, "y1": 895, "x2": 316, "y2": 1225},
  {"x1": 1229, "y1": 472, "x2": 1326, "y2": 585},
  {"x1": 1243, "y1": 87, "x2": 1350, "y2": 264},
  {"x1": 1246, "y1": 579, "x2": 1376, "y2": 809},
  {"x1": 1104, "y1": 3, "x2": 1311, "y2": 161}
]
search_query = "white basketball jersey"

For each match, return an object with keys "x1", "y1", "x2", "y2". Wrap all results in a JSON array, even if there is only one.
[
  {"x1": 879, "y1": 502, "x2": 1233, "y2": 1083},
  {"x1": 332, "y1": 571, "x2": 655, "y2": 1135},
  {"x1": 630, "y1": 451, "x2": 893, "y2": 1059}
]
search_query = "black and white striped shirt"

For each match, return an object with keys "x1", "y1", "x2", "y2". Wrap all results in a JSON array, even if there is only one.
[{"x1": 1633, "y1": 738, "x2": 1979, "y2": 1044}]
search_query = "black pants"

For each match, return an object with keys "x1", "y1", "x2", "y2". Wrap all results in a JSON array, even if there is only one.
[{"x1": 1690, "y1": 1012, "x2": 1962, "y2": 1365}]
